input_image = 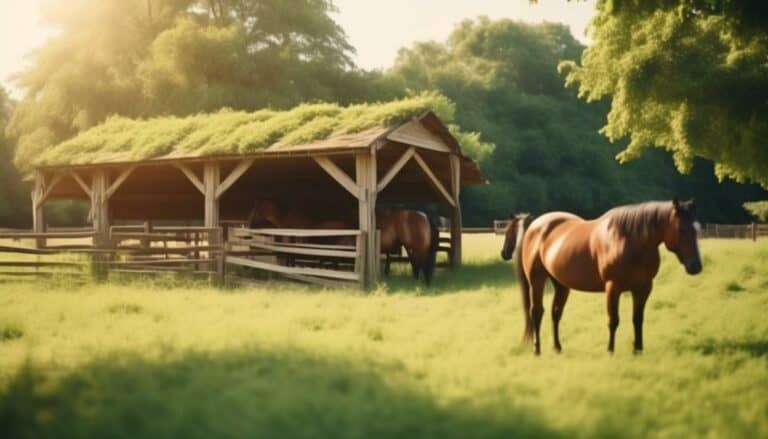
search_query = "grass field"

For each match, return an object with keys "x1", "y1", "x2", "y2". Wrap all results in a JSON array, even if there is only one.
[{"x1": 0, "y1": 235, "x2": 766, "y2": 438}]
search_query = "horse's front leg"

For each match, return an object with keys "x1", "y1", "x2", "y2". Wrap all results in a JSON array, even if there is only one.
[
  {"x1": 631, "y1": 284, "x2": 651, "y2": 354},
  {"x1": 605, "y1": 281, "x2": 621, "y2": 354}
]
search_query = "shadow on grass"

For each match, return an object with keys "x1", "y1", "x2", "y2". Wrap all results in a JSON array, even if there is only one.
[
  {"x1": 690, "y1": 338, "x2": 768, "y2": 358},
  {"x1": 383, "y1": 260, "x2": 516, "y2": 294},
  {"x1": 0, "y1": 347, "x2": 563, "y2": 439}
]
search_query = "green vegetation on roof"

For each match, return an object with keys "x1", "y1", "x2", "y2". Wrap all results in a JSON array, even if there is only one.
[{"x1": 36, "y1": 92, "x2": 493, "y2": 167}]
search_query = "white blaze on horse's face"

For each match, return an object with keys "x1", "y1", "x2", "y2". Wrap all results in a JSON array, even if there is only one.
[{"x1": 668, "y1": 199, "x2": 703, "y2": 275}]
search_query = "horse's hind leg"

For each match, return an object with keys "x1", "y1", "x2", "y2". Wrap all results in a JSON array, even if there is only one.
[
  {"x1": 605, "y1": 281, "x2": 621, "y2": 353},
  {"x1": 551, "y1": 279, "x2": 570, "y2": 353},
  {"x1": 528, "y1": 268, "x2": 548, "y2": 355},
  {"x1": 406, "y1": 248, "x2": 420, "y2": 279}
]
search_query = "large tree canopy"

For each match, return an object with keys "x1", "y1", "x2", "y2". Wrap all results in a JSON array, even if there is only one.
[
  {"x1": 560, "y1": 0, "x2": 768, "y2": 187},
  {"x1": 7, "y1": 0, "x2": 383, "y2": 171},
  {"x1": 0, "y1": 87, "x2": 30, "y2": 227},
  {"x1": 388, "y1": 17, "x2": 767, "y2": 224}
]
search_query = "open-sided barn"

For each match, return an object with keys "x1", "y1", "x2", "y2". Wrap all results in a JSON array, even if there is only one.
[{"x1": 24, "y1": 95, "x2": 484, "y2": 287}]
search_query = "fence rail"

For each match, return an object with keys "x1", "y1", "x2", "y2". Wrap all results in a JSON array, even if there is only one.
[
  {"x1": 491, "y1": 220, "x2": 767, "y2": 240},
  {"x1": 0, "y1": 226, "x2": 225, "y2": 281},
  {"x1": 226, "y1": 227, "x2": 365, "y2": 288}
]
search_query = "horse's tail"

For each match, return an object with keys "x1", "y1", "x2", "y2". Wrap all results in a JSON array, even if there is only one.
[
  {"x1": 424, "y1": 211, "x2": 440, "y2": 286},
  {"x1": 515, "y1": 219, "x2": 533, "y2": 344}
]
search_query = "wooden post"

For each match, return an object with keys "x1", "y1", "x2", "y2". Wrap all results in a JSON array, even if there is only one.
[
  {"x1": 141, "y1": 220, "x2": 152, "y2": 249},
  {"x1": 90, "y1": 169, "x2": 109, "y2": 280},
  {"x1": 203, "y1": 162, "x2": 221, "y2": 277},
  {"x1": 91, "y1": 169, "x2": 109, "y2": 247},
  {"x1": 449, "y1": 154, "x2": 462, "y2": 268},
  {"x1": 204, "y1": 162, "x2": 220, "y2": 229},
  {"x1": 752, "y1": 222, "x2": 757, "y2": 242},
  {"x1": 32, "y1": 171, "x2": 46, "y2": 248},
  {"x1": 356, "y1": 151, "x2": 378, "y2": 288}
]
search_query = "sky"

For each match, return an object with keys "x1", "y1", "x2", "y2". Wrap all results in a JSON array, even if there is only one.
[{"x1": 0, "y1": 0, "x2": 596, "y2": 96}]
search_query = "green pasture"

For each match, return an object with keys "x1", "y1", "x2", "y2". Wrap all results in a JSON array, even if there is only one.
[{"x1": 0, "y1": 235, "x2": 766, "y2": 438}]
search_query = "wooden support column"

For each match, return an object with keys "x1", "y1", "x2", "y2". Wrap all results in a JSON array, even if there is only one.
[
  {"x1": 203, "y1": 162, "x2": 222, "y2": 281},
  {"x1": 91, "y1": 169, "x2": 109, "y2": 248},
  {"x1": 204, "y1": 162, "x2": 220, "y2": 229},
  {"x1": 356, "y1": 151, "x2": 378, "y2": 288},
  {"x1": 32, "y1": 171, "x2": 46, "y2": 248},
  {"x1": 449, "y1": 154, "x2": 462, "y2": 268}
]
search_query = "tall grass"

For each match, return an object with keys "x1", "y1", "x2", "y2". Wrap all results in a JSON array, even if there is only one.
[{"x1": 0, "y1": 236, "x2": 766, "y2": 438}]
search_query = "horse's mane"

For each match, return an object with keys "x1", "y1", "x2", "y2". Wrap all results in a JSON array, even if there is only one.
[{"x1": 605, "y1": 201, "x2": 671, "y2": 240}]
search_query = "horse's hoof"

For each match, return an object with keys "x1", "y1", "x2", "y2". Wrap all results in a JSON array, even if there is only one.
[
  {"x1": 554, "y1": 346, "x2": 562, "y2": 354},
  {"x1": 633, "y1": 348, "x2": 643, "y2": 355}
]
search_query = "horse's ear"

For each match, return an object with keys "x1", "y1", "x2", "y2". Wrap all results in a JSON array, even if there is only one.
[
  {"x1": 509, "y1": 213, "x2": 515, "y2": 219},
  {"x1": 672, "y1": 196, "x2": 680, "y2": 211}
]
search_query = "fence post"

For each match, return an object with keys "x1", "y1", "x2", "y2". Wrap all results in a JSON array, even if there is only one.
[
  {"x1": 356, "y1": 232, "x2": 366, "y2": 289},
  {"x1": 752, "y1": 223, "x2": 757, "y2": 242},
  {"x1": 217, "y1": 228, "x2": 226, "y2": 285}
]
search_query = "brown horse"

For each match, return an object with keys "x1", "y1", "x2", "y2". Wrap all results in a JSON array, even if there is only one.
[
  {"x1": 502, "y1": 198, "x2": 702, "y2": 355},
  {"x1": 379, "y1": 209, "x2": 439, "y2": 285},
  {"x1": 247, "y1": 199, "x2": 355, "y2": 246}
]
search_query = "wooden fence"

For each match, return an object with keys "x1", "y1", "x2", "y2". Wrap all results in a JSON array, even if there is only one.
[
  {"x1": 491, "y1": 220, "x2": 767, "y2": 240},
  {"x1": 107, "y1": 225, "x2": 224, "y2": 278},
  {"x1": 698, "y1": 223, "x2": 768, "y2": 240},
  {"x1": 0, "y1": 226, "x2": 226, "y2": 282},
  {"x1": 225, "y1": 227, "x2": 368, "y2": 288},
  {"x1": 0, "y1": 227, "x2": 97, "y2": 280}
]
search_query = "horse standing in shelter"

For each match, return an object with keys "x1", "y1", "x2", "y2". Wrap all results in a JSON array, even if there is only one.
[
  {"x1": 378, "y1": 209, "x2": 440, "y2": 286},
  {"x1": 502, "y1": 198, "x2": 702, "y2": 355}
]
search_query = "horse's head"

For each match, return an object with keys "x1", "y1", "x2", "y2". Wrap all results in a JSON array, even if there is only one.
[
  {"x1": 501, "y1": 213, "x2": 531, "y2": 261},
  {"x1": 247, "y1": 199, "x2": 280, "y2": 227},
  {"x1": 663, "y1": 197, "x2": 702, "y2": 275}
]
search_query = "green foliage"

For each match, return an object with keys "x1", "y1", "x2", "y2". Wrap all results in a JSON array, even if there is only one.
[
  {"x1": 34, "y1": 92, "x2": 487, "y2": 166},
  {"x1": 0, "y1": 87, "x2": 30, "y2": 227},
  {"x1": 7, "y1": 0, "x2": 386, "y2": 170},
  {"x1": 743, "y1": 201, "x2": 768, "y2": 221},
  {"x1": 0, "y1": 236, "x2": 767, "y2": 437},
  {"x1": 560, "y1": 0, "x2": 768, "y2": 187},
  {"x1": 388, "y1": 17, "x2": 767, "y2": 224}
]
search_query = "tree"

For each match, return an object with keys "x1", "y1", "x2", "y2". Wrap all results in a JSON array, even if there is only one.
[
  {"x1": 8, "y1": 0, "x2": 377, "y2": 171},
  {"x1": 743, "y1": 201, "x2": 768, "y2": 222},
  {"x1": 0, "y1": 87, "x2": 31, "y2": 227},
  {"x1": 388, "y1": 17, "x2": 767, "y2": 224},
  {"x1": 559, "y1": 0, "x2": 768, "y2": 187}
]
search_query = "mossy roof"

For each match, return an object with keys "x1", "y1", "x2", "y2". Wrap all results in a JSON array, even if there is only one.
[{"x1": 35, "y1": 92, "x2": 481, "y2": 168}]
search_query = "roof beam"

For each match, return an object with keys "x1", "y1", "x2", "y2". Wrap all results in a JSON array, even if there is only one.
[
  {"x1": 105, "y1": 165, "x2": 136, "y2": 200},
  {"x1": 413, "y1": 151, "x2": 455, "y2": 207},
  {"x1": 377, "y1": 147, "x2": 414, "y2": 192},
  {"x1": 314, "y1": 156, "x2": 361, "y2": 200},
  {"x1": 34, "y1": 172, "x2": 65, "y2": 208},
  {"x1": 173, "y1": 163, "x2": 204, "y2": 195},
  {"x1": 216, "y1": 158, "x2": 254, "y2": 199},
  {"x1": 70, "y1": 171, "x2": 92, "y2": 198}
]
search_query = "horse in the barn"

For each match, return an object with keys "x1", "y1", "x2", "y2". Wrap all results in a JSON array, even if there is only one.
[
  {"x1": 247, "y1": 199, "x2": 354, "y2": 243},
  {"x1": 378, "y1": 209, "x2": 439, "y2": 286},
  {"x1": 502, "y1": 198, "x2": 702, "y2": 355}
]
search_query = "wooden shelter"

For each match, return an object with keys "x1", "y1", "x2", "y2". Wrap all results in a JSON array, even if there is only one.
[{"x1": 29, "y1": 111, "x2": 482, "y2": 287}]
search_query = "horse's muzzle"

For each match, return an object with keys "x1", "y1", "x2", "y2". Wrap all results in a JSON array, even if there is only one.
[
  {"x1": 501, "y1": 249, "x2": 512, "y2": 261},
  {"x1": 685, "y1": 259, "x2": 702, "y2": 275}
]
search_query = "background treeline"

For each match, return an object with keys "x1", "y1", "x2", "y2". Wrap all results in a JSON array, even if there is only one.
[{"x1": 2, "y1": 1, "x2": 766, "y2": 227}]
